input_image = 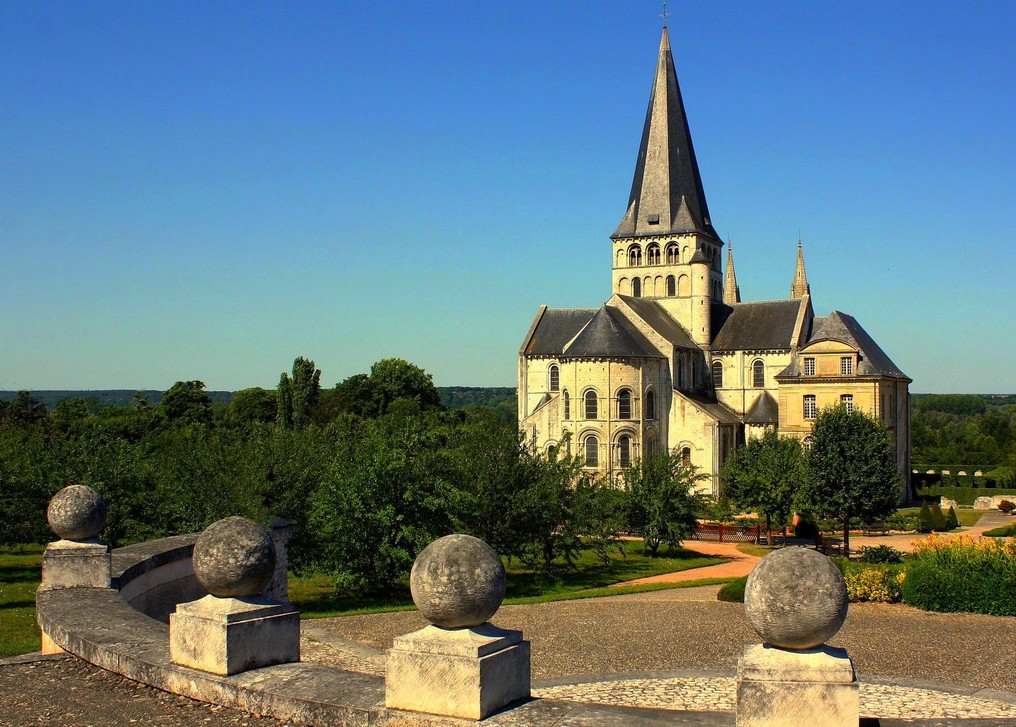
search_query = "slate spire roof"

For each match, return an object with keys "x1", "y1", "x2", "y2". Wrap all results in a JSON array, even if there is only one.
[
  {"x1": 723, "y1": 243, "x2": 741, "y2": 305},
  {"x1": 613, "y1": 28, "x2": 718, "y2": 241},
  {"x1": 791, "y1": 238, "x2": 810, "y2": 299}
]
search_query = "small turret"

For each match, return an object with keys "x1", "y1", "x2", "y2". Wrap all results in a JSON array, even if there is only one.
[
  {"x1": 690, "y1": 246, "x2": 711, "y2": 347},
  {"x1": 791, "y1": 238, "x2": 810, "y2": 300},
  {"x1": 723, "y1": 242, "x2": 741, "y2": 305}
]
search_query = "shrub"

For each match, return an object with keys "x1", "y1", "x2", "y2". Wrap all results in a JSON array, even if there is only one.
[
  {"x1": 945, "y1": 506, "x2": 959, "y2": 530},
  {"x1": 917, "y1": 502, "x2": 934, "y2": 533},
  {"x1": 843, "y1": 565, "x2": 904, "y2": 603},
  {"x1": 998, "y1": 500, "x2": 1015, "y2": 514},
  {"x1": 855, "y1": 544, "x2": 903, "y2": 564},
  {"x1": 929, "y1": 503, "x2": 949, "y2": 531},
  {"x1": 793, "y1": 518, "x2": 819, "y2": 539},
  {"x1": 717, "y1": 576, "x2": 747, "y2": 603},
  {"x1": 902, "y1": 535, "x2": 1016, "y2": 616},
  {"x1": 887, "y1": 511, "x2": 919, "y2": 532}
]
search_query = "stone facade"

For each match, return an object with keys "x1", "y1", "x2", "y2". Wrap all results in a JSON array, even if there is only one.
[{"x1": 518, "y1": 28, "x2": 911, "y2": 498}]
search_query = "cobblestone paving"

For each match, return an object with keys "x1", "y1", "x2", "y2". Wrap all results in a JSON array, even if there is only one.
[{"x1": 533, "y1": 677, "x2": 1016, "y2": 721}]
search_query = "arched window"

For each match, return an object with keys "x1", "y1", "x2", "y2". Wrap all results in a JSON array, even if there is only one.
[
  {"x1": 632, "y1": 278, "x2": 641, "y2": 297},
  {"x1": 666, "y1": 244, "x2": 679, "y2": 264},
  {"x1": 645, "y1": 390, "x2": 656, "y2": 420},
  {"x1": 678, "y1": 274, "x2": 690, "y2": 296},
  {"x1": 644, "y1": 433, "x2": 656, "y2": 455},
  {"x1": 563, "y1": 390, "x2": 570, "y2": 419},
  {"x1": 618, "y1": 389, "x2": 632, "y2": 419},
  {"x1": 584, "y1": 435, "x2": 599, "y2": 467},
  {"x1": 549, "y1": 364, "x2": 559, "y2": 392},
  {"x1": 711, "y1": 360, "x2": 723, "y2": 388},
  {"x1": 584, "y1": 390, "x2": 598, "y2": 419},
  {"x1": 646, "y1": 244, "x2": 660, "y2": 265},
  {"x1": 628, "y1": 245, "x2": 642, "y2": 266},
  {"x1": 666, "y1": 275, "x2": 676, "y2": 296},
  {"x1": 618, "y1": 435, "x2": 632, "y2": 467},
  {"x1": 803, "y1": 436, "x2": 814, "y2": 452},
  {"x1": 681, "y1": 447, "x2": 692, "y2": 467},
  {"x1": 752, "y1": 360, "x2": 765, "y2": 388}
]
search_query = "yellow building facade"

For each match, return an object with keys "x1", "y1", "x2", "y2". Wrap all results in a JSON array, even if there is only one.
[{"x1": 518, "y1": 28, "x2": 911, "y2": 499}]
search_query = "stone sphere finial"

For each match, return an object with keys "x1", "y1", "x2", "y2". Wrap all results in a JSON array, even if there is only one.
[
  {"x1": 410, "y1": 534, "x2": 506, "y2": 629},
  {"x1": 47, "y1": 484, "x2": 107, "y2": 541},
  {"x1": 193, "y1": 516, "x2": 276, "y2": 598},
  {"x1": 744, "y1": 547, "x2": 848, "y2": 650}
]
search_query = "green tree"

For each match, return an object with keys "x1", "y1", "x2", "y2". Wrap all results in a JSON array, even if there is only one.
[
  {"x1": 623, "y1": 451, "x2": 705, "y2": 555},
  {"x1": 159, "y1": 381, "x2": 213, "y2": 426},
  {"x1": 290, "y1": 357, "x2": 321, "y2": 428},
  {"x1": 720, "y1": 429, "x2": 804, "y2": 544},
  {"x1": 276, "y1": 372, "x2": 294, "y2": 428},
  {"x1": 229, "y1": 387, "x2": 277, "y2": 427},
  {"x1": 798, "y1": 406, "x2": 902, "y2": 554},
  {"x1": 368, "y1": 358, "x2": 442, "y2": 416},
  {"x1": 0, "y1": 391, "x2": 49, "y2": 429}
]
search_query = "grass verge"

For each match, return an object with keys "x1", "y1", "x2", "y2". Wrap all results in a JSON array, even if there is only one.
[
  {"x1": 0, "y1": 545, "x2": 43, "y2": 658},
  {"x1": 292, "y1": 539, "x2": 727, "y2": 618},
  {"x1": 983, "y1": 522, "x2": 1016, "y2": 537}
]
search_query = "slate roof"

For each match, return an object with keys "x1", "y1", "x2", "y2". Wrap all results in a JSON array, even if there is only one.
[
  {"x1": 711, "y1": 300, "x2": 806, "y2": 351},
  {"x1": 744, "y1": 392, "x2": 779, "y2": 424},
  {"x1": 565, "y1": 307, "x2": 662, "y2": 359},
  {"x1": 679, "y1": 390, "x2": 741, "y2": 424},
  {"x1": 616, "y1": 295, "x2": 697, "y2": 348},
  {"x1": 522, "y1": 308, "x2": 597, "y2": 356},
  {"x1": 778, "y1": 311, "x2": 911, "y2": 380},
  {"x1": 613, "y1": 28, "x2": 718, "y2": 240}
]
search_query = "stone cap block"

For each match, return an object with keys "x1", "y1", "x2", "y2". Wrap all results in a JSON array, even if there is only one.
[
  {"x1": 175, "y1": 594, "x2": 297, "y2": 624},
  {"x1": 391, "y1": 623, "x2": 522, "y2": 658},
  {"x1": 738, "y1": 643, "x2": 855, "y2": 684}
]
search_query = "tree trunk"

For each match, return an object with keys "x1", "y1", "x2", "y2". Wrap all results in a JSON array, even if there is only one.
[
  {"x1": 765, "y1": 513, "x2": 772, "y2": 546},
  {"x1": 842, "y1": 516, "x2": 851, "y2": 557}
]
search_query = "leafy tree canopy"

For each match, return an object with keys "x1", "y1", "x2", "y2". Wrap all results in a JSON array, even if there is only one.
[
  {"x1": 720, "y1": 428, "x2": 803, "y2": 541},
  {"x1": 623, "y1": 451, "x2": 705, "y2": 555},
  {"x1": 159, "y1": 381, "x2": 213, "y2": 426}
]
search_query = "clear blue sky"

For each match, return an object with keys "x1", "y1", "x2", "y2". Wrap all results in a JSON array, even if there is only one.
[{"x1": 2, "y1": 2, "x2": 1013, "y2": 393}]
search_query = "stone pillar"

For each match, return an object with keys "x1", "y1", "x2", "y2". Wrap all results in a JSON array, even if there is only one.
[
  {"x1": 170, "y1": 516, "x2": 299, "y2": 676},
  {"x1": 386, "y1": 534, "x2": 530, "y2": 720},
  {"x1": 736, "y1": 547, "x2": 858, "y2": 727},
  {"x1": 265, "y1": 517, "x2": 294, "y2": 603},
  {"x1": 38, "y1": 485, "x2": 113, "y2": 654}
]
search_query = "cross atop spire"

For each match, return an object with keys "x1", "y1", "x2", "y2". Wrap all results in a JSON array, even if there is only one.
[
  {"x1": 661, "y1": 1, "x2": 670, "y2": 28},
  {"x1": 791, "y1": 237, "x2": 811, "y2": 299},
  {"x1": 613, "y1": 27, "x2": 718, "y2": 241}
]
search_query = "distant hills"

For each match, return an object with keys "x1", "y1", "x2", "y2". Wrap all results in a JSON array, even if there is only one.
[{"x1": 0, "y1": 387, "x2": 518, "y2": 411}]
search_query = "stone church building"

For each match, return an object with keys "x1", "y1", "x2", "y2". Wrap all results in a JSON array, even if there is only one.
[{"x1": 518, "y1": 28, "x2": 911, "y2": 497}]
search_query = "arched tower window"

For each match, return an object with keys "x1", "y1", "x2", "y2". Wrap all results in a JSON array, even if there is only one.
[
  {"x1": 549, "y1": 364, "x2": 559, "y2": 392},
  {"x1": 681, "y1": 447, "x2": 692, "y2": 467},
  {"x1": 563, "y1": 390, "x2": 570, "y2": 420},
  {"x1": 584, "y1": 390, "x2": 598, "y2": 419},
  {"x1": 584, "y1": 435, "x2": 599, "y2": 467},
  {"x1": 645, "y1": 390, "x2": 656, "y2": 420},
  {"x1": 628, "y1": 245, "x2": 642, "y2": 266},
  {"x1": 666, "y1": 244, "x2": 679, "y2": 264},
  {"x1": 678, "y1": 274, "x2": 690, "y2": 296},
  {"x1": 752, "y1": 360, "x2": 765, "y2": 388},
  {"x1": 618, "y1": 435, "x2": 632, "y2": 467},
  {"x1": 646, "y1": 244, "x2": 661, "y2": 265},
  {"x1": 644, "y1": 433, "x2": 656, "y2": 455},
  {"x1": 632, "y1": 278, "x2": 642, "y2": 297},
  {"x1": 618, "y1": 389, "x2": 632, "y2": 419},
  {"x1": 666, "y1": 275, "x2": 676, "y2": 296},
  {"x1": 711, "y1": 361, "x2": 723, "y2": 389}
]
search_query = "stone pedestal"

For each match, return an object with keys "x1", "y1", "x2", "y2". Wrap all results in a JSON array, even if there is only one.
[
  {"x1": 736, "y1": 643, "x2": 858, "y2": 727},
  {"x1": 386, "y1": 623, "x2": 530, "y2": 720},
  {"x1": 169, "y1": 595, "x2": 299, "y2": 676},
  {"x1": 39, "y1": 540, "x2": 111, "y2": 590}
]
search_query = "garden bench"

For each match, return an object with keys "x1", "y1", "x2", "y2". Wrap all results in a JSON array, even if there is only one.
[{"x1": 863, "y1": 522, "x2": 889, "y2": 536}]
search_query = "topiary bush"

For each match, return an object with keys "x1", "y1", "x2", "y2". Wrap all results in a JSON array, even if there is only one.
[
  {"x1": 902, "y1": 535, "x2": 1016, "y2": 616},
  {"x1": 917, "y1": 502, "x2": 935, "y2": 533},
  {"x1": 998, "y1": 500, "x2": 1015, "y2": 514},
  {"x1": 856, "y1": 544, "x2": 903, "y2": 564},
  {"x1": 929, "y1": 503, "x2": 949, "y2": 531},
  {"x1": 945, "y1": 506, "x2": 959, "y2": 530}
]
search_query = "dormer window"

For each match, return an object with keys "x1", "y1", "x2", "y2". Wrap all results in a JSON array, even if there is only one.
[
  {"x1": 803, "y1": 358, "x2": 816, "y2": 376},
  {"x1": 841, "y1": 357, "x2": 853, "y2": 376},
  {"x1": 647, "y1": 213, "x2": 660, "y2": 224}
]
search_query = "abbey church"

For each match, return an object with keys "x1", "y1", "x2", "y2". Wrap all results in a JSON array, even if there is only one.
[{"x1": 518, "y1": 27, "x2": 911, "y2": 498}]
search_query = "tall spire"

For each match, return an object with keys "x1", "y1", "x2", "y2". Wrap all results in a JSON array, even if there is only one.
[
  {"x1": 613, "y1": 28, "x2": 718, "y2": 240},
  {"x1": 791, "y1": 238, "x2": 810, "y2": 299},
  {"x1": 723, "y1": 242, "x2": 741, "y2": 305}
]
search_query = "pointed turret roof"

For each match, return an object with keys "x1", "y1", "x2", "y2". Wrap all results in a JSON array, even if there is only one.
[
  {"x1": 613, "y1": 28, "x2": 718, "y2": 240},
  {"x1": 723, "y1": 243, "x2": 740, "y2": 304},
  {"x1": 791, "y1": 238, "x2": 810, "y2": 299}
]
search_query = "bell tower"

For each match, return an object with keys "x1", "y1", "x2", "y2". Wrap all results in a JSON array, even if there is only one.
[{"x1": 610, "y1": 27, "x2": 723, "y2": 329}]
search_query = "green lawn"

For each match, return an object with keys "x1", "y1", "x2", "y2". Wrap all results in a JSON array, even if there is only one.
[
  {"x1": 896, "y1": 507, "x2": 985, "y2": 528},
  {"x1": 0, "y1": 545, "x2": 43, "y2": 658},
  {"x1": 291, "y1": 539, "x2": 727, "y2": 617}
]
